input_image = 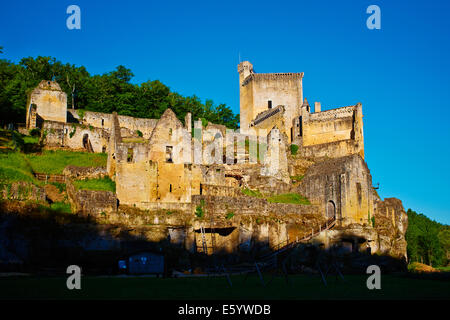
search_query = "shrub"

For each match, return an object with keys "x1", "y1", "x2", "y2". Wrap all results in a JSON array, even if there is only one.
[
  {"x1": 226, "y1": 212, "x2": 235, "y2": 220},
  {"x1": 49, "y1": 202, "x2": 72, "y2": 214},
  {"x1": 195, "y1": 205, "x2": 204, "y2": 218},
  {"x1": 77, "y1": 109, "x2": 86, "y2": 120},
  {"x1": 242, "y1": 188, "x2": 263, "y2": 198},
  {"x1": 69, "y1": 124, "x2": 76, "y2": 138},
  {"x1": 290, "y1": 144, "x2": 299, "y2": 155},
  {"x1": 29, "y1": 128, "x2": 41, "y2": 137},
  {"x1": 290, "y1": 175, "x2": 304, "y2": 184},
  {"x1": 136, "y1": 130, "x2": 143, "y2": 137}
]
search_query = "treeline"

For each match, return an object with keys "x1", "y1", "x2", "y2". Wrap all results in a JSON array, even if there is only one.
[
  {"x1": 0, "y1": 55, "x2": 239, "y2": 129},
  {"x1": 406, "y1": 209, "x2": 449, "y2": 267}
]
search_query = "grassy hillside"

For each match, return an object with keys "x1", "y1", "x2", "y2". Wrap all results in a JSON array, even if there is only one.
[{"x1": 0, "y1": 129, "x2": 107, "y2": 186}]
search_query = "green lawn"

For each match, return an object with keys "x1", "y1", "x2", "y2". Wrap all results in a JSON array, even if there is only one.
[
  {"x1": 0, "y1": 152, "x2": 38, "y2": 184},
  {"x1": 26, "y1": 150, "x2": 107, "y2": 174},
  {"x1": 73, "y1": 176, "x2": 116, "y2": 192},
  {"x1": 0, "y1": 273, "x2": 448, "y2": 300},
  {"x1": 266, "y1": 193, "x2": 310, "y2": 205},
  {"x1": 242, "y1": 188, "x2": 311, "y2": 205}
]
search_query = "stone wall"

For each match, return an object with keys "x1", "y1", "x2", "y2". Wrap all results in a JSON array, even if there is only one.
[
  {"x1": 297, "y1": 154, "x2": 375, "y2": 226},
  {"x1": 200, "y1": 184, "x2": 242, "y2": 197},
  {"x1": 0, "y1": 182, "x2": 46, "y2": 202},
  {"x1": 67, "y1": 110, "x2": 158, "y2": 139},
  {"x1": 66, "y1": 179, "x2": 117, "y2": 215},
  {"x1": 63, "y1": 166, "x2": 108, "y2": 180},
  {"x1": 43, "y1": 121, "x2": 109, "y2": 153}
]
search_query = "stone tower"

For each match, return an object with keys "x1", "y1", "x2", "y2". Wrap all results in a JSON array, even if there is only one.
[{"x1": 238, "y1": 61, "x2": 303, "y2": 142}]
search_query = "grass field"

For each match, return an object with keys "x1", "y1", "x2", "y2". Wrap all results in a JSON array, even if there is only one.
[
  {"x1": 0, "y1": 273, "x2": 448, "y2": 300},
  {"x1": 73, "y1": 176, "x2": 116, "y2": 192},
  {"x1": 26, "y1": 150, "x2": 107, "y2": 174},
  {"x1": 242, "y1": 188, "x2": 311, "y2": 205}
]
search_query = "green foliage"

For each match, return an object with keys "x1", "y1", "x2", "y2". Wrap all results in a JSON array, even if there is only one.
[
  {"x1": 0, "y1": 152, "x2": 37, "y2": 184},
  {"x1": 371, "y1": 215, "x2": 376, "y2": 227},
  {"x1": 242, "y1": 188, "x2": 264, "y2": 198},
  {"x1": 290, "y1": 175, "x2": 304, "y2": 184},
  {"x1": 77, "y1": 109, "x2": 86, "y2": 120},
  {"x1": 225, "y1": 212, "x2": 235, "y2": 220},
  {"x1": 195, "y1": 205, "x2": 204, "y2": 218},
  {"x1": 290, "y1": 144, "x2": 299, "y2": 155},
  {"x1": 200, "y1": 117, "x2": 209, "y2": 128},
  {"x1": 136, "y1": 130, "x2": 143, "y2": 137},
  {"x1": 50, "y1": 182, "x2": 66, "y2": 193},
  {"x1": 49, "y1": 202, "x2": 71, "y2": 214},
  {"x1": 406, "y1": 209, "x2": 448, "y2": 267},
  {"x1": 69, "y1": 124, "x2": 76, "y2": 138},
  {"x1": 73, "y1": 176, "x2": 116, "y2": 192},
  {"x1": 29, "y1": 128, "x2": 40, "y2": 137},
  {"x1": 0, "y1": 56, "x2": 240, "y2": 129}
]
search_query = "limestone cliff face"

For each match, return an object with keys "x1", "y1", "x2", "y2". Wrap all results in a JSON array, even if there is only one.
[
  {"x1": 373, "y1": 198, "x2": 408, "y2": 260},
  {"x1": 289, "y1": 152, "x2": 408, "y2": 260}
]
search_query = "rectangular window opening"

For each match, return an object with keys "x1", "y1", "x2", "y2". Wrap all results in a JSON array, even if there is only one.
[
  {"x1": 166, "y1": 146, "x2": 173, "y2": 163},
  {"x1": 127, "y1": 148, "x2": 133, "y2": 163}
]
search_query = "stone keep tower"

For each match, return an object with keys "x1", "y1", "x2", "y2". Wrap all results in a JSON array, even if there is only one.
[{"x1": 238, "y1": 61, "x2": 303, "y2": 142}]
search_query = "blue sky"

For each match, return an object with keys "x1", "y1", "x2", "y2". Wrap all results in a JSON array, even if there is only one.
[{"x1": 1, "y1": 0, "x2": 449, "y2": 224}]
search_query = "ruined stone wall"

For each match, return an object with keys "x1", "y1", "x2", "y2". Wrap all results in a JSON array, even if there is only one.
[
  {"x1": 67, "y1": 110, "x2": 158, "y2": 139},
  {"x1": 298, "y1": 154, "x2": 375, "y2": 226},
  {"x1": 201, "y1": 184, "x2": 242, "y2": 197},
  {"x1": 192, "y1": 195, "x2": 318, "y2": 217},
  {"x1": 27, "y1": 81, "x2": 67, "y2": 128},
  {"x1": 115, "y1": 142, "x2": 153, "y2": 206},
  {"x1": 299, "y1": 139, "x2": 362, "y2": 159},
  {"x1": 63, "y1": 166, "x2": 108, "y2": 180},
  {"x1": 43, "y1": 121, "x2": 109, "y2": 153},
  {"x1": 303, "y1": 105, "x2": 354, "y2": 145},
  {"x1": 300, "y1": 103, "x2": 364, "y2": 159},
  {"x1": 66, "y1": 179, "x2": 117, "y2": 215},
  {"x1": 0, "y1": 182, "x2": 46, "y2": 202}
]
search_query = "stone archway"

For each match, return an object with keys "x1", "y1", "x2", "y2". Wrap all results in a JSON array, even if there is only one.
[{"x1": 326, "y1": 200, "x2": 336, "y2": 219}]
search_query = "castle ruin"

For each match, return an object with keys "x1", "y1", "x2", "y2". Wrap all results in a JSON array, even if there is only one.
[{"x1": 24, "y1": 62, "x2": 408, "y2": 261}]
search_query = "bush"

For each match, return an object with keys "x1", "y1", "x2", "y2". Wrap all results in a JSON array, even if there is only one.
[
  {"x1": 136, "y1": 130, "x2": 143, "y2": 137},
  {"x1": 290, "y1": 144, "x2": 299, "y2": 155},
  {"x1": 226, "y1": 212, "x2": 235, "y2": 220},
  {"x1": 195, "y1": 205, "x2": 204, "y2": 218},
  {"x1": 29, "y1": 128, "x2": 41, "y2": 137}
]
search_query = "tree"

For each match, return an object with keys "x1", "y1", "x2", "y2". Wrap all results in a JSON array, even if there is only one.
[
  {"x1": 406, "y1": 209, "x2": 448, "y2": 267},
  {"x1": 0, "y1": 55, "x2": 240, "y2": 129}
]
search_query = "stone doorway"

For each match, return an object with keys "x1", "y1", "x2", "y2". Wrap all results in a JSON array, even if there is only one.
[{"x1": 326, "y1": 200, "x2": 336, "y2": 219}]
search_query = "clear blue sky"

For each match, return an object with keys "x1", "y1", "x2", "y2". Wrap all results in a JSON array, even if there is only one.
[{"x1": 1, "y1": 0, "x2": 449, "y2": 224}]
